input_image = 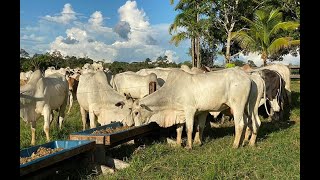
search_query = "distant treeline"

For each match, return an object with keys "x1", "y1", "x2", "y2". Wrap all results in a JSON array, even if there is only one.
[
  {"x1": 20, "y1": 49, "x2": 258, "y2": 74},
  {"x1": 19, "y1": 50, "x2": 200, "y2": 74}
]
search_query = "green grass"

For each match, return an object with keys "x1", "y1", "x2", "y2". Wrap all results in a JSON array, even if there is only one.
[
  {"x1": 20, "y1": 101, "x2": 83, "y2": 149},
  {"x1": 20, "y1": 80, "x2": 300, "y2": 179}
]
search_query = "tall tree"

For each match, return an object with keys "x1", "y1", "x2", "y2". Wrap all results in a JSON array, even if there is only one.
[
  {"x1": 232, "y1": 8, "x2": 299, "y2": 66},
  {"x1": 20, "y1": 49, "x2": 30, "y2": 58},
  {"x1": 169, "y1": 0, "x2": 205, "y2": 68},
  {"x1": 261, "y1": 0, "x2": 300, "y2": 61},
  {"x1": 208, "y1": 0, "x2": 259, "y2": 65},
  {"x1": 50, "y1": 50, "x2": 64, "y2": 69}
]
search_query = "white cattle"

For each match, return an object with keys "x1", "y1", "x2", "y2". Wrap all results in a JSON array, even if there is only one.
[
  {"x1": 136, "y1": 68, "x2": 174, "y2": 87},
  {"x1": 73, "y1": 67, "x2": 81, "y2": 74},
  {"x1": 112, "y1": 72, "x2": 159, "y2": 99},
  {"x1": 130, "y1": 68, "x2": 252, "y2": 149},
  {"x1": 20, "y1": 70, "x2": 34, "y2": 86},
  {"x1": 243, "y1": 63, "x2": 291, "y2": 106},
  {"x1": 76, "y1": 71, "x2": 135, "y2": 130},
  {"x1": 44, "y1": 67, "x2": 67, "y2": 77},
  {"x1": 258, "y1": 64, "x2": 291, "y2": 105},
  {"x1": 180, "y1": 65, "x2": 208, "y2": 74},
  {"x1": 81, "y1": 63, "x2": 94, "y2": 74},
  {"x1": 66, "y1": 72, "x2": 81, "y2": 114},
  {"x1": 242, "y1": 71, "x2": 266, "y2": 146},
  {"x1": 92, "y1": 62, "x2": 104, "y2": 71},
  {"x1": 104, "y1": 69, "x2": 114, "y2": 86},
  {"x1": 20, "y1": 70, "x2": 69, "y2": 145}
]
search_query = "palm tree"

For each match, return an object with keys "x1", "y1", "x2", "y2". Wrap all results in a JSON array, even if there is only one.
[
  {"x1": 232, "y1": 8, "x2": 299, "y2": 66},
  {"x1": 169, "y1": 0, "x2": 202, "y2": 68}
]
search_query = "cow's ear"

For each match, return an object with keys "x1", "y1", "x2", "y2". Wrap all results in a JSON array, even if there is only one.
[
  {"x1": 115, "y1": 101, "x2": 125, "y2": 108},
  {"x1": 140, "y1": 104, "x2": 152, "y2": 111}
]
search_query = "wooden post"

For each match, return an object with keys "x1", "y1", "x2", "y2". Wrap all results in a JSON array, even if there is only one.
[{"x1": 149, "y1": 81, "x2": 156, "y2": 94}]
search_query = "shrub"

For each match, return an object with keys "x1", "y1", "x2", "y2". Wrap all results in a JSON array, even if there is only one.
[{"x1": 225, "y1": 63, "x2": 236, "y2": 68}]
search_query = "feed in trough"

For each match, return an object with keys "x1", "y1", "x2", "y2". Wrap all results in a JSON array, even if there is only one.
[
  {"x1": 91, "y1": 125, "x2": 130, "y2": 135},
  {"x1": 20, "y1": 147, "x2": 64, "y2": 165}
]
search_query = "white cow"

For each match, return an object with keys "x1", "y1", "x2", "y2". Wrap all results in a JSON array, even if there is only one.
[
  {"x1": 111, "y1": 72, "x2": 159, "y2": 99},
  {"x1": 136, "y1": 68, "x2": 174, "y2": 87},
  {"x1": 44, "y1": 67, "x2": 67, "y2": 77},
  {"x1": 76, "y1": 71, "x2": 135, "y2": 130},
  {"x1": 20, "y1": 70, "x2": 34, "y2": 86},
  {"x1": 81, "y1": 63, "x2": 95, "y2": 74},
  {"x1": 242, "y1": 71, "x2": 266, "y2": 146},
  {"x1": 104, "y1": 69, "x2": 114, "y2": 86},
  {"x1": 258, "y1": 64, "x2": 292, "y2": 105},
  {"x1": 20, "y1": 70, "x2": 33, "y2": 81},
  {"x1": 20, "y1": 70, "x2": 69, "y2": 145},
  {"x1": 130, "y1": 68, "x2": 252, "y2": 149},
  {"x1": 180, "y1": 65, "x2": 208, "y2": 74},
  {"x1": 92, "y1": 62, "x2": 104, "y2": 71}
]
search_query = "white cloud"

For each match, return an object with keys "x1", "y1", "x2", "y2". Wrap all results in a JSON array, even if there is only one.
[
  {"x1": 273, "y1": 53, "x2": 300, "y2": 65},
  {"x1": 65, "y1": 28, "x2": 87, "y2": 41},
  {"x1": 50, "y1": 28, "x2": 117, "y2": 62},
  {"x1": 42, "y1": 3, "x2": 76, "y2": 24},
  {"x1": 113, "y1": 1, "x2": 157, "y2": 46},
  {"x1": 20, "y1": 26, "x2": 40, "y2": 33},
  {"x1": 88, "y1": 11, "x2": 103, "y2": 26},
  {"x1": 20, "y1": 34, "x2": 45, "y2": 42},
  {"x1": 239, "y1": 51, "x2": 300, "y2": 67},
  {"x1": 118, "y1": 1, "x2": 149, "y2": 30},
  {"x1": 164, "y1": 50, "x2": 179, "y2": 63},
  {"x1": 22, "y1": 1, "x2": 185, "y2": 63}
]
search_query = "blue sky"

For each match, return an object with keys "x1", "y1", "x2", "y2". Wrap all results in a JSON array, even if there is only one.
[{"x1": 20, "y1": 0, "x2": 299, "y2": 66}]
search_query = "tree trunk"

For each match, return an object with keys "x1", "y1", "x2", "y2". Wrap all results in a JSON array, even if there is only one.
[
  {"x1": 196, "y1": 2, "x2": 201, "y2": 68},
  {"x1": 191, "y1": 38, "x2": 196, "y2": 67},
  {"x1": 196, "y1": 36, "x2": 201, "y2": 68},
  {"x1": 225, "y1": 31, "x2": 232, "y2": 64},
  {"x1": 261, "y1": 51, "x2": 268, "y2": 66}
]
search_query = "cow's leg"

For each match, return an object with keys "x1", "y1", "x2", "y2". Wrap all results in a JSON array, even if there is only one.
[
  {"x1": 43, "y1": 105, "x2": 51, "y2": 142},
  {"x1": 58, "y1": 98, "x2": 68, "y2": 130},
  {"x1": 249, "y1": 110, "x2": 261, "y2": 146},
  {"x1": 80, "y1": 106, "x2": 87, "y2": 130},
  {"x1": 57, "y1": 111, "x2": 65, "y2": 130},
  {"x1": 67, "y1": 91, "x2": 73, "y2": 114},
  {"x1": 243, "y1": 112, "x2": 252, "y2": 146},
  {"x1": 49, "y1": 110, "x2": 54, "y2": 125},
  {"x1": 176, "y1": 123, "x2": 184, "y2": 147},
  {"x1": 268, "y1": 106, "x2": 274, "y2": 121},
  {"x1": 88, "y1": 107, "x2": 96, "y2": 129},
  {"x1": 194, "y1": 113, "x2": 207, "y2": 146},
  {"x1": 31, "y1": 121, "x2": 36, "y2": 146},
  {"x1": 287, "y1": 90, "x2": 292, "y2": 106},
  {"x1": 185, "y1": 109, "x2": 196, "y2": 149},
  {"x1": 232, "y1": 110, "x2": 246, "y2": 148}
]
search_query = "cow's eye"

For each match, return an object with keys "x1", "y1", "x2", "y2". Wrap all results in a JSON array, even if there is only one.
[{"x1": 134, "y1": 112, "x2": 139, "y2": 116}]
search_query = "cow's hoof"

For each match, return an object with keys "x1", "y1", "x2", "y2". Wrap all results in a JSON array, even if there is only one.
[
  {"x1": 249, "y1": 142, "x2": 257, "y2": 147},
  {"x1": 242, "y1": 140, "x2": 249, "y2": 147},
  {"x1": 232, "y1": 144, "x2": 240, "y2": 149},
  {"x1": 193, "y1": 141, "x2": 202, "y2": 146}
]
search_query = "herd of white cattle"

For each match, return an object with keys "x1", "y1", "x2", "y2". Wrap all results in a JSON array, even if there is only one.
[{"x1": 20, "y1": 61, "x2": 291, "y2": 149}]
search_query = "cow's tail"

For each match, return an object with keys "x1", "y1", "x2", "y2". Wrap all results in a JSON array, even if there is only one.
[
  {"x1": 275, "y1": 71, "x2": 283, "y2": 110},
  {"x1": 262, "y1": 75, "x2": 270, "y2": 116}
]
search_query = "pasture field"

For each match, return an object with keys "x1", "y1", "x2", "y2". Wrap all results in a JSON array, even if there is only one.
[{"x1": 20, "y1": 80, "x2": 300, "y2": 179}]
